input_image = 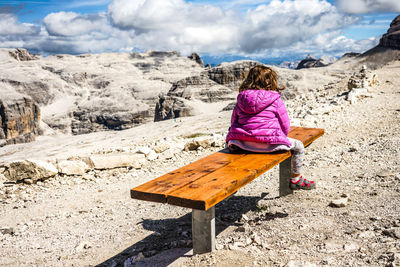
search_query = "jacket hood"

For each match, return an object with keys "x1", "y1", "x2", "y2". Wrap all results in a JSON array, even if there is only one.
[{"x1": 237, "y1": 90, "x2": 281, "y2": 114}]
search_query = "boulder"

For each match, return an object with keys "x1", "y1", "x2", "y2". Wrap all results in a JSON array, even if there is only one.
[
  {"x1": 380, "y1": 15, "x2": 400, "y2": 49},
  {"x1": 3, "y1": 159, "x2": 58, "y2": 182},
  {"x1": 0, "y1": 85, "x2": 41, "y2": 146},
  {"x1": 57, "y1": 160, "x2": 90, "y2": 175},
  {"x1": 88, "y1": 153, "x2": 146, "y2": 170}
]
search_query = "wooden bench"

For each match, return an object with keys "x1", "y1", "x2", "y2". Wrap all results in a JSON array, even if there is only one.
[{"x1": 131, "y1": 126, "x2": 324, "y2": 254}]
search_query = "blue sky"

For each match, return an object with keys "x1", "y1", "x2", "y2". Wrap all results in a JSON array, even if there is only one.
[{"x1": 0, "y1": 0, "x2": 399, "y2": 61}]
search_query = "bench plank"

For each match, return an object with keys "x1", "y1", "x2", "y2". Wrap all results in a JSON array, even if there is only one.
[
  {"x1": 131, "y1": 127, "x2": 324, "y2": 210},
  {"x1": 131, "y1": 152, "x2": 247, "y2": 203},
  {"x1": 167, "y1": 152, "x2": 291, "y2": 210}
]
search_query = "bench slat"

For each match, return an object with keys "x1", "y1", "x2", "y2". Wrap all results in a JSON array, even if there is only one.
[
  {"x1": 167, "y1": 152, "x2": 291, "y2": 210},
  {"x1": 131, "y1": 152, "x2": 247, "y2": 203},
  {"x1": 131, "y1": 127, "x2": 324, "y2": 209}
]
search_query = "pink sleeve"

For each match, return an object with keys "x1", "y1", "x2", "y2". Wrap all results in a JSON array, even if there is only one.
[
  {"x1": 274, "y1": 97, "x2": 290, "y2": 136},
  {"x1": 231, "y1": 104, "x2": 239, "y2": 125}
]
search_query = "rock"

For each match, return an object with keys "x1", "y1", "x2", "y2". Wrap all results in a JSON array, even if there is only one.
[
  {"x1": 188, "y1": 52, "x2": 204, "y2": 67},
  {"x1": 0, "y1": 227, "x2": 15, "y2": 235},
  {"x1": 123, "y1": 252, "x2": 145, "y2": 266},
  {"x1": 329, "y1": 197, "x2": 348, "y2": 208},
  {"x1": 75, "y1": 241, "x2": 92, "y2": 252},
  {"x1": 207, "y1": 60, "x2": 260, "y2": 89},
  {"x1": 343, "y1": 242, "x2": 359, "y2": 252},
  {"x1": 285, "y1": 260, "x2": 317, "y2": 267},
  {"x1": 0, "y1": 49, "x2": 206, "y2": 137},
  {"x1": 146, "y1": 150, "x2": 158, "y2": 161},
  {"x1": 184, "y1": 137, "x2": 211, "y2": 151},
  {"x1": 0, "y1": 85, "x2": 41, "y2": 147},
  {"x1": 221, "y1": 102, "x2": 236, "y2": 111},
  {"x1": 57, "y1": 160, "x2": 90, "y2": 176},
  {"x1": 153, "y1": 142, "x2": 170, "y2": 153},
  {"x1": 296, "y1": 54, "x2": 331, "y2": 69},
  {"x1": 154, "y1": 95, "x2": 195, "y2": 122},
  {"x1": 3, "y1": 159, "x2": 58, "y2": 182},
  {"x1": 88, "y1": 154, "x2": 146, "y2": 170},
  {"x1": 382, "y1": 229, "x2": 400, "y2": 239},
  {"x1": 137, "y1": 146, "x2": 152, "y2": 156},
  {"x1": 379, "y1": 15, "x2": 400, "y2": 49},
  {"x1": 8, "y1": 48, "x2": 40, "y2": 61}
]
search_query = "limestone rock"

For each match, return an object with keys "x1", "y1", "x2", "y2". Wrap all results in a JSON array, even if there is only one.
[
  {"x1": 379, "y1": 15, "x2": 400, "y2": 49},
  {"x1": 184, "y1": 137, "x2": 211, "y2": 151},
  {"x1": 57, "y1": 160, "x2": 90, "y2": 176},
  {"x1": 296, "y1": 54, "x2": 336, "y2": 69},
  {"x1": 0, "y1": 85, "x2": 41, "y2": 146},
  {"x1": 3, "y1": 159, "x2": 58, "y2": 182},
  {"x1": 207, "y1": 60, "x2": 260, "y2": 89},
  {"x1": 154, "y1": 95, "x2": 195, "y2": 122},
  {"x1": 0, "y1": 49, "x2": 205, "y2": 137},
  {"x1": 8, "y1": 48, "x2": 40, "y2": 61},
  {"x1": 329, "y1": 197, "x2": 348, "y2": 208},
  {"x1": 88, "y1": 154, "x2": 146, "y2": 170},
  {"x1": 188, "y1": 52, "x2": 204, "y2": 67}
]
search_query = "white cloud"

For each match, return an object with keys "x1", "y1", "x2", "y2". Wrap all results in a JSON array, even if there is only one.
[
  {"x1": 0, "y1": 0, "x2": 384, "y2": 57},
  {"x1": 239, "y1": 0, "x2": 360, "y2": 52},
  {"x1": 337, "y1": 0, "x2": 400, "y2": 14},
  {"x1": 43, "y1": 12, "x2": 110, "y2": 37},
  {"x1": 0, "y1": 13, "x2": 39, "y2": 35}
]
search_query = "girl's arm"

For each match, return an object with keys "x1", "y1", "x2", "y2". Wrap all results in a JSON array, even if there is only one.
[
  {"x1": 231, "y1": 104, "x2": 239, "y2": 125},
  {"x1": 274, "y1": 97, "x2": 290, "y2": 136}
]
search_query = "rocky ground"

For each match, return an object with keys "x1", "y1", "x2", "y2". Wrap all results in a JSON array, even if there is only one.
[{"x1": 0, "y1": 59, "x2": 399, "y2": 267}]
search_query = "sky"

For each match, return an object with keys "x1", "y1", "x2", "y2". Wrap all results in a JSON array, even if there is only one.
[{"x1": 0, "y1": 0, "x2": 399, "y2": 62}]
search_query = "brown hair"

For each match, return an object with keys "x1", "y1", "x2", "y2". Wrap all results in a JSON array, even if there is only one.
[{"x1": 239, "y1": 65, "x2": 285, "y2": 92}]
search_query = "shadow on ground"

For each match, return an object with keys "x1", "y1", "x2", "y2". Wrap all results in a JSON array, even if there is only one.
[{"x1": 97, "y1": 193, "x2": 288, "y2": 267}]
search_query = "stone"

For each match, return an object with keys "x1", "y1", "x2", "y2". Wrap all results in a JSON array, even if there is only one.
[
  {"x1": 3, "y1": 159, "x2": 58, "y2": 182},
  {"x1": 184, "y1": 137, "x2": 211, "y2": 151},
  {"x1": 146, "y1": 150, "x2": 158, "y2": 161},
  {"x1": 188, "y1": 52, "x2": 204, "y2": 67},
  {"x1": 329, "y1": 197, "x2": 348, "y2": 208},
  {"x1": 88, "y1": 154, "x2": 146, "y2": 170},
  {"x1": 57, "y1": 160, "x2": 90, "y2": 175},
  {"x1": 75, "y1": 241, "x2": 92, "y2": 252},
  {"x1": 137, "y1": 146, "x2": 152, "y2": 156},
  {"x1": 154, "y1": 142, "x2": 170, "y2": 153},
  {"x1": 343, "y1": 242, "x2": 359, "y2": 252},
  {"x1": 0, "y1": 85, "x2": 41, "y2": 147},
  {"x1": 285, "y1": 260, "x2": 317, "y2": 267},
  {"x1": 382, "y1": 229, "x2": 400, "y2": 239},
  {"x1": 0, "y1": 227, "x2": 15, "y2": 235},
  {"x1": 8, "y1": 48, "x2": 40, "y2": 61}
]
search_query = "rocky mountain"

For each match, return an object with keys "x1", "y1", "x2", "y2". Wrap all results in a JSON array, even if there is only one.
[
  {"x1": 0, "y1": 49, "x2": 206, "y2": 141},
  {"x1": 154, "y1": 61, "x2": 260, "y2": 121},
  {"x1": 380, "y1": 14, "x2": 400, "y2": 49},
  {"x1": 296, "y1": 54, "x2": 337, "y2": 69}
]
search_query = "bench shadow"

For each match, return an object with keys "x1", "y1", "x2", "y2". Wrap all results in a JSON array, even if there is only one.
[{"x1": 96, "y1": 193, "x2": 288, "y2": 267}]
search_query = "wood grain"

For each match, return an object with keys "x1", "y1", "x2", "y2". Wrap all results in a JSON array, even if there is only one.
[
  {"x1": 167, "y1": 151, "x2": 291, "y2": 210},
  {"x1": 131, "y1": 127, "x2": 324, "y2": 209},
  {"x1": 131, "y1": 151, "x2": 247, "y2": 202}
]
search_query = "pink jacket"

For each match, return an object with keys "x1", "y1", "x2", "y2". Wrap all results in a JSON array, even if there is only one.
[{"x1": 226, "y1": 89, "x2": 291, "y2": 146}]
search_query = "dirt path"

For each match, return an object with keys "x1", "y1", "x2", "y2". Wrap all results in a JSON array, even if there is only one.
[{"x1": 0, "y1": 61, "x2": 399, "y2": 267}]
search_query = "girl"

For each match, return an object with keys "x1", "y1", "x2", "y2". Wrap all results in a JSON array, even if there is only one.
[{"x1": 226, "y1": 65, "x2": 315, "y2": 190}]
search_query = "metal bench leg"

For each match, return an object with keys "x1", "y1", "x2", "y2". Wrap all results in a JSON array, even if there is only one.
[
  {"x1": 279, "y1": 156, "x2": 293, "y2": 197},
  {"x1": 192, "y1": 207, "x2": 215, "y2": 254}
]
